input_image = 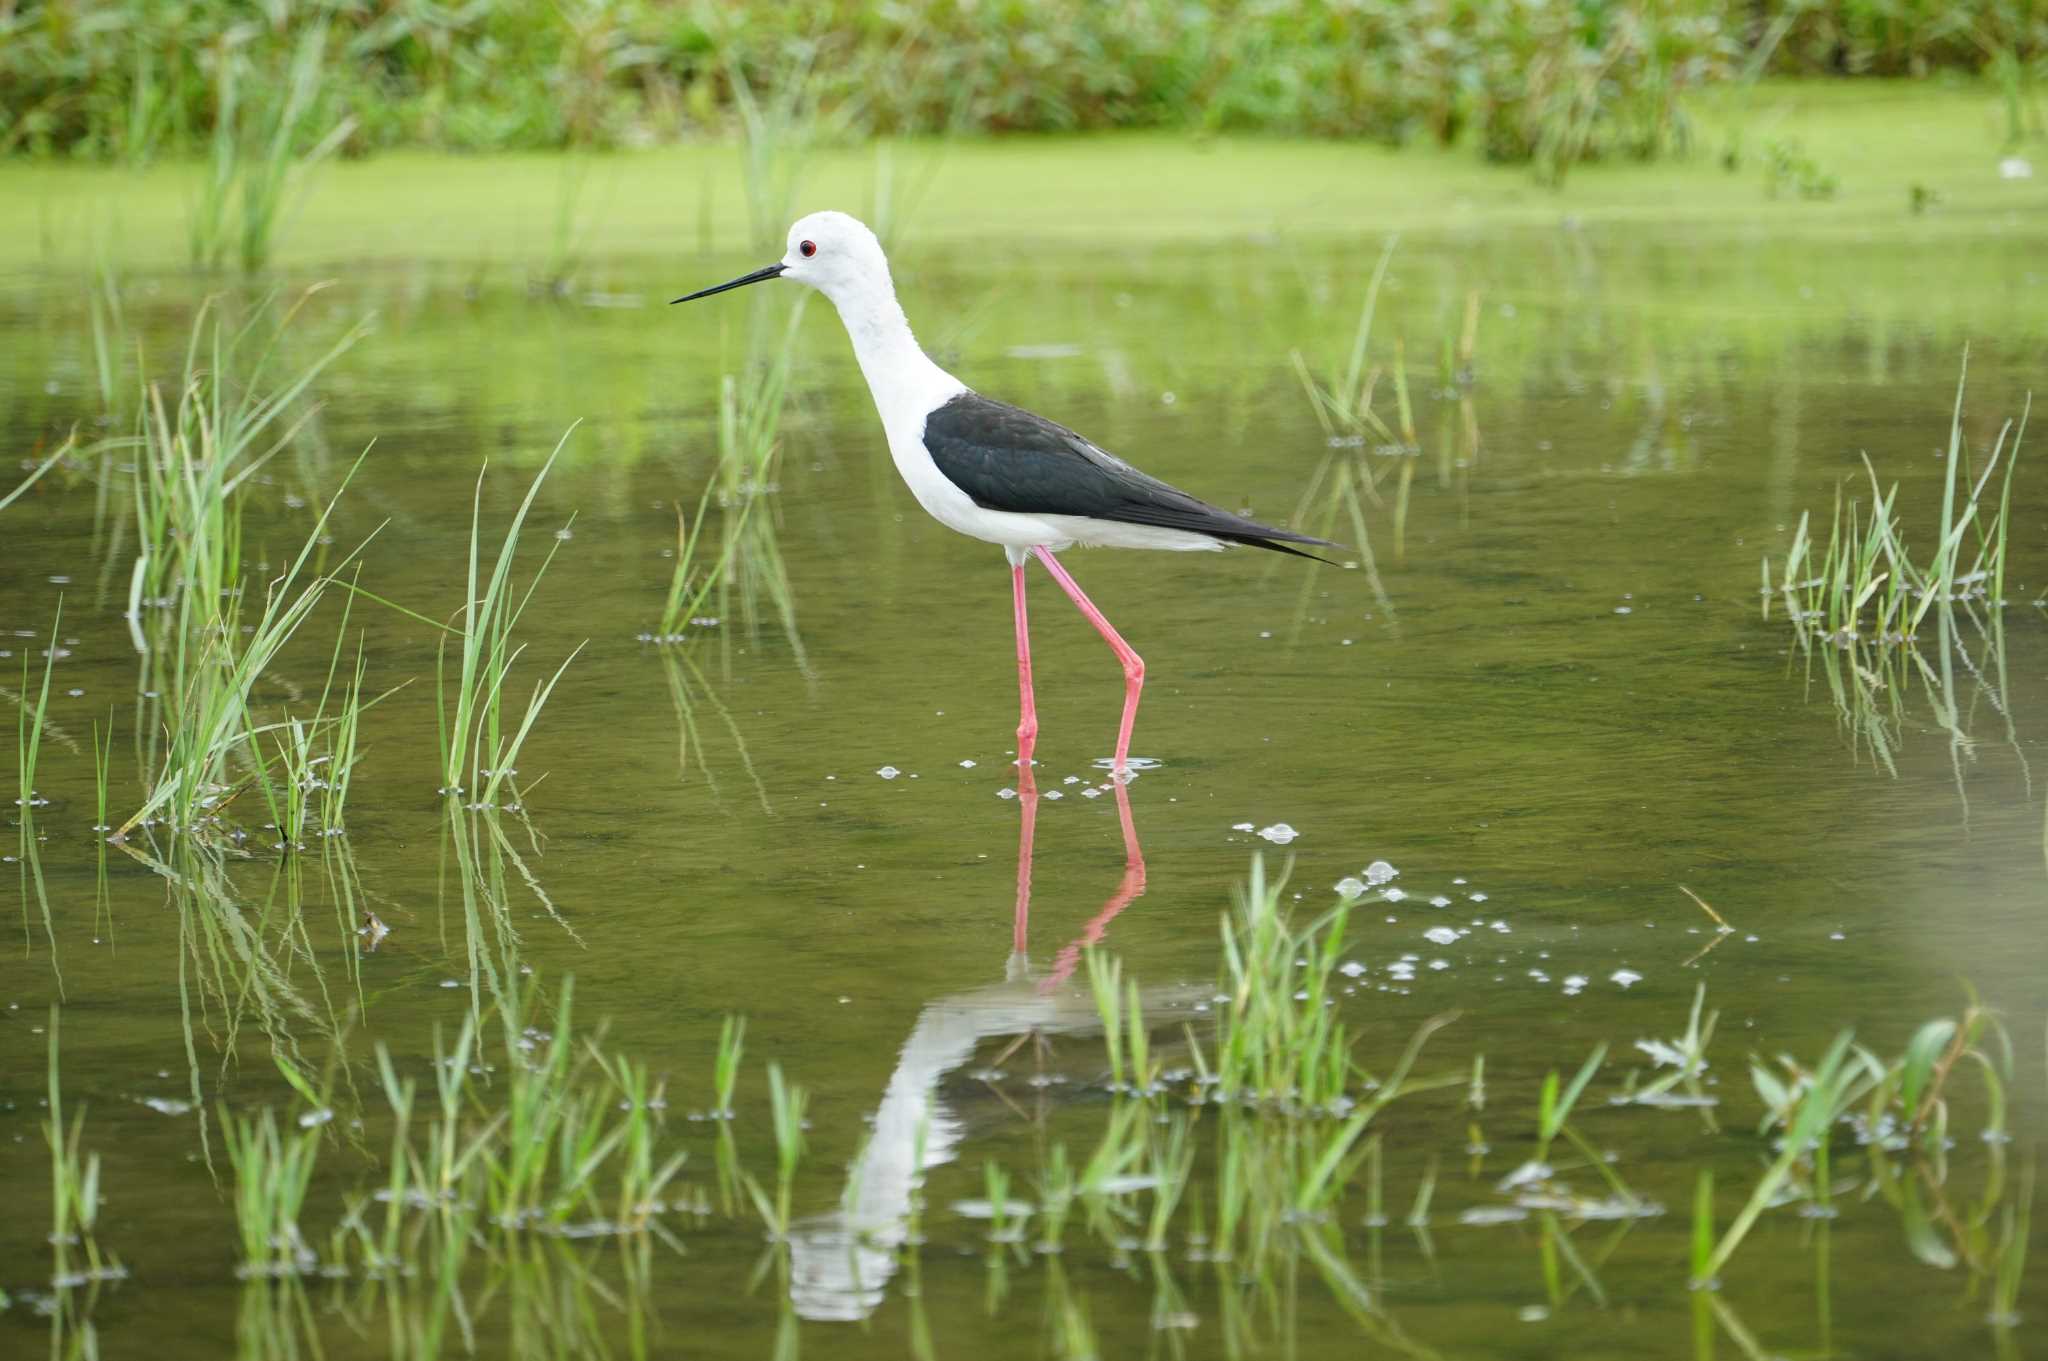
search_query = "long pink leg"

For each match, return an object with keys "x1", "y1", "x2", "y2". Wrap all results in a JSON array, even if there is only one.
[
  {"x1": 1031, "y1": 546, "x2": 1145, "y2": 777},
  {"x1": 1012, "y1": 564, "x2": 1038, "y2": 771}
]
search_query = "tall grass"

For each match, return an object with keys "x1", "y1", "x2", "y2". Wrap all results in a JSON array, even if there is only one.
[
  {"x1": 1765, "y1": 356, "x2": 2023, "y2": 650},
  {"x1": 1765, "y1": 354, "x2": 2026, "y2": 782},
  {"x1": 44, "y1": 1005, "x2": 121, "y2": 1287},
  {"x1": 654, "y1": 297, "x2": 809, "y2": 667},
  {"x1": 14, "y1": 600, "x2": 60, "y2": 812},
  {"x1": 120, "y1": 452, "x2": 372, "y2": 840},
  {"x1": 115, "y1": 293, "x2": 372, "y2": 843},
  {"x1": 437, "y1": 440, "x2": 583, "y2": 807},
  {"x1": 189, "y1": 21, "x2": 356, "y2": 271}
]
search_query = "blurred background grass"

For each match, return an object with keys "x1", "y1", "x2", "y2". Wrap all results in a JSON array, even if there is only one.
[{"x1": 5, "y1": 1, "x2": 2043, "y2": 184}]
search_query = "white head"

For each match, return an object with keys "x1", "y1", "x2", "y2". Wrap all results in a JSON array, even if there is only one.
[{"x1": 673, "y1": 211, "x2": 895, "y2": 314}]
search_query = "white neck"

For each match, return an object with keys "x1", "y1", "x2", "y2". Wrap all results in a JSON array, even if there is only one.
[{"x1": 827, "y1": 278, "x2": 964, "y2": 428}]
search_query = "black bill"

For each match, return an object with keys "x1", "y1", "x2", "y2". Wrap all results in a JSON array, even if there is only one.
[{"x1": 671, "y1": 262, "x2": 786, "y2": 304}]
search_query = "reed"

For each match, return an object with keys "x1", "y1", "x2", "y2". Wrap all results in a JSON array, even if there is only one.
[
  {"x1": 44, "y1": 1005, "x2": 120, "y2": 1286},
  {"x1": 1701, "y1": 1031, "x2": 1869, "y2": 1283},
  {"x1": 189, "y1": 21, "x2": 356, "y2": 272},
  {"x1": 116, "y1": 294, "x2": 371, "y2": 843},
  {"x1": 14, "y1": 600, "x2": 59, "y2": 812},
  {"x1": 656, "y1": 300, "x2": 810, "y2": 664},
  {"x1": 221, "y1": 1104, "x2": 323, "y2": 1277},
  {"x1": 121, "y1": 449, "x2": 371, "y2": 840},
  {"x1": 712, "y1": 1015, "x2": 746, "y2": 1118},
  {"x1": 1766, "y1": 355, "x2": 2023, "y2": 649},
  {"x1": 436, "y1": 438, "x2": 583, "y2": 807},
  {"x1": 1210, "y1": 858, "x2": 1363, "y2": 1111},
  {"x1": 743, "y1": 1061, "x2": 809, "y2": 1239}
]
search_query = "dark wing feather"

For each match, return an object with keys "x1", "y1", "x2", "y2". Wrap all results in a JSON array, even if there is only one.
[{"x1": 922, "y1": 392, "x2": 1336, "y2": 556}]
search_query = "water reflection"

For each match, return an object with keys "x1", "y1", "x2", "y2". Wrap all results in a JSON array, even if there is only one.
[{"x1": 787, "y1": 768, "x2": 1151, "y2": 1322}]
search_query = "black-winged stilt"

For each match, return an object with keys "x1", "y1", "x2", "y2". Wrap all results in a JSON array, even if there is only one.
[{"x1": 676, "y1": 211, "x2": 1333, "y2": 776}]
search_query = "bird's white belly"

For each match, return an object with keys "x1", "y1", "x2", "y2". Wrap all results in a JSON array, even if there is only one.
[{"x1": 884, "y1": 426, "x2": 1223, "y2": 553}]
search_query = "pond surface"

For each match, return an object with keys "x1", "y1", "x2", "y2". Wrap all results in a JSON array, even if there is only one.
[{"x1": 2, "y1": 161, "x2": 2046, "y2": 1359}]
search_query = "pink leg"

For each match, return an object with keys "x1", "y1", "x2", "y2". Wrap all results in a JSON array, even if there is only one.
[
  {"x1": 1012, "y1": 564, "x2": 1038, "y2": 771},
  {"x1": 1031, "y1": 546, "x2": 1145, "y2": 777}
]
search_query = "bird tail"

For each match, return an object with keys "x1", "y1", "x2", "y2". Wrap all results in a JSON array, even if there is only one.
[{"x1": 1214, "y1": 525, "x2": 1346, "y2": 564}]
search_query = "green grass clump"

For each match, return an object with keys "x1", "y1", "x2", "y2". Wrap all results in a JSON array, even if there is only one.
[
  {"x1": 44, "y1": 1006, "x2": 121, "y2": 1287},
  {"x1": 1766, "y1": 353, "x2": 2023, "y2": 651},
  {"x1": 114, "y1": 294, "x2": 374, "y2": 845},
  {"x1": 221, "y1": 1103, "x2": 324, "y2": 1278},
  {"x1": 437, "y1": 440, "x2": 582, "y2": 808},
  {"x1": 1765, "y1": 353, "x2": 2026, "y2": 778}
]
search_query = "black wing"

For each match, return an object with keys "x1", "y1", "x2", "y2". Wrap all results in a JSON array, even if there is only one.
[{"x1": 921, "y1": 392, "x2": 1336, "y2": 557}]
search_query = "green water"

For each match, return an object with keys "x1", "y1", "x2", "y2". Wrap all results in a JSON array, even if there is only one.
[{"x1": 3, "y1": 127, "x2": 2047, "y2": 1358}]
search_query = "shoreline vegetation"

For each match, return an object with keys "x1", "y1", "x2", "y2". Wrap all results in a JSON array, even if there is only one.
[
  {"x1": 5, "y1": 2, "x2": 2041, "y2": 172},
  {"x1": 5, "y1": 82, "x2": 2044, "y2": 278}
]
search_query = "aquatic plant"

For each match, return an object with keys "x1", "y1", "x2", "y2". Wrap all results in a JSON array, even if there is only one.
[
  {"x1": 712, "y1": 1014, "x2": 745, "y2": 1118},
  {"x1": 121, "y1": 454, "x2": 370, "y2": 841},
  {"x1": 436, "y1": 439, "x2": 583, "y2": 807},
  {"x1": 1766, "y1": 355, "x2": 2023, "y2": 647},
  {"x1": 1765, "y1": 354, "x2": 2026, "y2": 782},
  {"x1": 1207, "y1": 858, "x2": 1370, "y2": 1110},
  {"x1": 221, "y1": 1103, "x2": 323, "y2": 1277},
  {"x1": 743, "y1": 1061, "x2": 809, "y2": 1239},
  {"x1": 44, "y1": 1006, "x2": 120, "y2": 1287},
  {"x1": 14, "y1": 601, "x2": 59, "y2": 812}
]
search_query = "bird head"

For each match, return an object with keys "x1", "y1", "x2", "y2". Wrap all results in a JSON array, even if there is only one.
[{"x1": 673, "y1": 211, "x2": 892, "y2": 310}]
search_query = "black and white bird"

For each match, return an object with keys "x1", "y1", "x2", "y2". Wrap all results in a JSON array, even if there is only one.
[{"x1": 676, "y1": 211, "x2": 1332, "y2": 777}]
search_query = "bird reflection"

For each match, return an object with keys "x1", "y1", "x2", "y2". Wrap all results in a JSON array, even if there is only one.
[{"x1": 787, "y1": 766, "x2": 1149, "y2": 1321}]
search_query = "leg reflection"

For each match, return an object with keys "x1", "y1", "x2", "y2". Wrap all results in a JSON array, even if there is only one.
[{"x1": 788, "y1": 774, "x2": 1153, "y2": 1323}]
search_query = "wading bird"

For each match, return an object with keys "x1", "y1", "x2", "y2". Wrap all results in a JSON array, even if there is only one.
[{"x1": 676, "y1": 212, "x2": 1332, "y2": 776}]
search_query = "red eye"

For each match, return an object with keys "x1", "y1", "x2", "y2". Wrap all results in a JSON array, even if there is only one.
[{"x1": 799, "y1": 240, "x2": 817, "y2": 258}]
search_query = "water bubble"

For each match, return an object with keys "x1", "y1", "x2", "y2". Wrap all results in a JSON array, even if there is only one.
[
  {"x1": 1364, "y1": 860, "x2": 1398, "y2": 885},
  {"x1": 1257, "y1": 823, "x2": 1298, "y2": 845},
  {"x1": 1335, "y1": 876, "x2": 1367, "y2": 898},
  {"x1": 1610, "y1": 969, "x2": 1643, "y2": 988},
  {"x1": 876, "y1": 766, "x2": 901, "y2": 780},
  {"x1": 1423, "y1": 926, "x2": 1461, "y2": 946}
]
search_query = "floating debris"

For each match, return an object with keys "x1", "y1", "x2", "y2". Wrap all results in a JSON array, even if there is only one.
[{"x1": 1458, "y1": 1206, "x2": 1529, "y2": 1226}]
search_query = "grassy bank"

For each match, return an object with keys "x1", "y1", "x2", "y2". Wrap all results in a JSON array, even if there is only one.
[
  {"x1": 5, "y1": 82, "x2": 2042, "y2": 277},
  {"x1": 5, "y1": 1, "x2": 2043, "y2": 168}
]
